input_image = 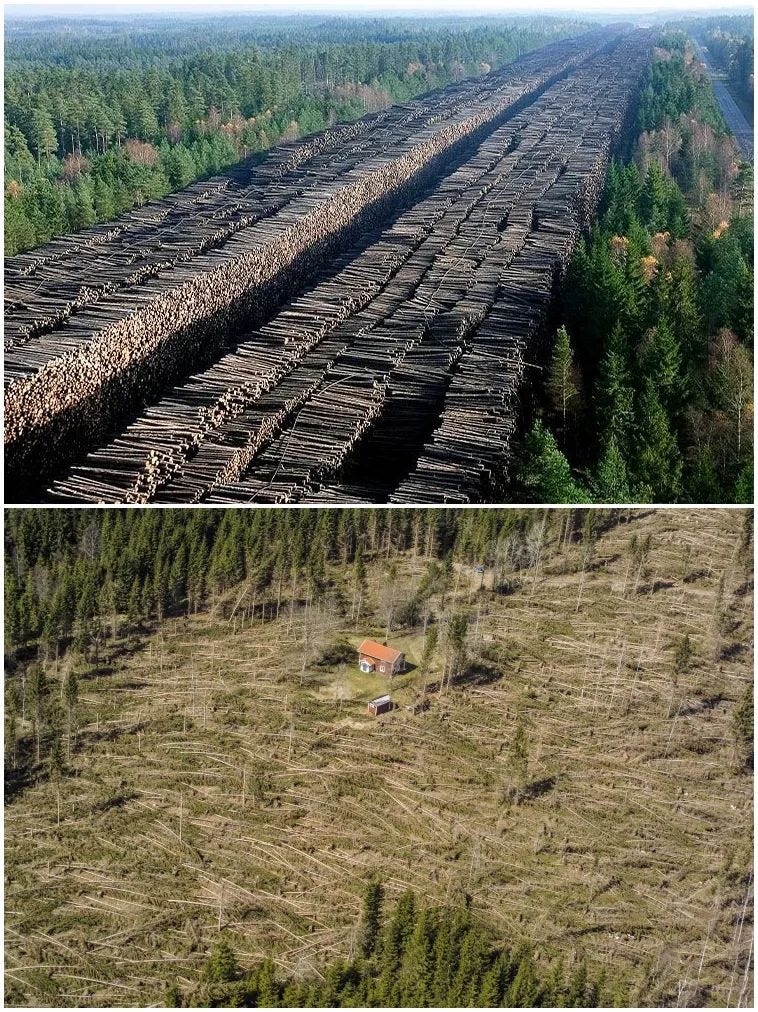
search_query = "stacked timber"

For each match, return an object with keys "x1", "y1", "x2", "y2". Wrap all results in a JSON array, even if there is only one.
[
  {"x1": 41, "y1": 30, "x2": 654, "y2": 504},
  {"x1": 7, "y1": 28, "x2": 622, "y2": 497},
  {"x1": 391, "y1": 47, "x2": 649, "y2": 502}
]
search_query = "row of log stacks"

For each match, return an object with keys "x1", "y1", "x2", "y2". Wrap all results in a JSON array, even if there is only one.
[
  {"x1": 6, "y1": 29, "x2": 623, "y2": 499},
  {"x1": 4, "y1": 27, "x2": 610, "y2": 356},
  {"x1": 227, "y1": 36, "x2": 652, "y2": 504},
  {"x1": 46, "y1": 83, "x2": 575, "y2": 503},
  {"x1": 45, "y1": 31, "x2": 653, "y2": 505},
  {"x1": 226, "y1": 50, "x2": 648, "y2": 504},
  {"x1": 390, "y1": 48, "x2": 650, "y2": 502}
]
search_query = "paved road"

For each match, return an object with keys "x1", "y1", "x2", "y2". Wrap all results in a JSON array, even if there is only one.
[{"x1": 699, "y1": 45, "x2": 753, "y2": 164}]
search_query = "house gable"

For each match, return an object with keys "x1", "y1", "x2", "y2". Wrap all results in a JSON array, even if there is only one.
[{"x1": 358, "y1": 639, "x2": 406, "y2": 674}]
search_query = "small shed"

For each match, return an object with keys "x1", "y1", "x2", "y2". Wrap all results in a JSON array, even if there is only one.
[
  {"x1": 358, "y1": 640, "x2": 406, "y2": 676},
  {"x1": 368, "y1": 695, "x2": 393, "y2": 717}
]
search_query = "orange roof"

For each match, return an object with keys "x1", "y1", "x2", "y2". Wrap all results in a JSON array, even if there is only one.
[{"x1": 359, "y1": 640, "x2": 403, "y2": 663}]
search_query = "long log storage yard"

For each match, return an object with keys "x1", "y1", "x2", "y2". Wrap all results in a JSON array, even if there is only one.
[{"x1": 6, "y1": 28, "x2": 655, "y2": 504}]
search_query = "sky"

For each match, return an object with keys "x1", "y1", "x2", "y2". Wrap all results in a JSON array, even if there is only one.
[{"x1": 4, "y1": 0, "x2": 755, "y2": 15}]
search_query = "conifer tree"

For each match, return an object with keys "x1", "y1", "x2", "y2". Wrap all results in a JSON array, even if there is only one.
[
  {"x1": 544, "y1": 957, "x2": 566, "y2": 1006},
  {"x1": 64, "y1": 670, "x2": 79, "y2": 760},
  {"x1": 508, "y1": 717, "x2": 529, "y2": 792},
  {"x1": 547, "y1": 326, "x2": 579, "y2": 437},
  {"x1": 254, "y1": 958, "x2": 278, "y2": 1006},
  {"x1": 32, "y1": 108, "x2": 58, "y2": 165},
  {"x1": 420, "y1": 622, "x2": 438, "y2": 677},
  {"x1": 667, "y1": 254, "x2": 703, "y2": 364},
  {"x1": 445, "y1": 613, "x2": 469, "y2": 691},
  {"x1": 638, "y1": 162, "x2": 669, "y2": 232},
  {"x1": 640, "y1": 319, "x2": 685, "y2": 423},
  {"x1": 6, "y1": 684, "x2": 19, "y2": 766},
  {"x1": 352, "y1": 547, "x2": 367, "y2": 624},
  {"x1": 634, "y1": 380, "x2": 683, "y2": 501},
  {"x1": 506, "y1": 946, "x2": 540, "y2": 1007},
  {"x1": 479, "y1": 954, "x2": 505, "y2": 1007},
  {"x1": 449, "y1": 923, "x2": 489, "y2": 1006},
  {"x1": 204, "y1": 937, "x2": 239, "y2": 984},
  {"x1": 732, "y1": 684, "x2": 753, "y2": 771},
  {"x1": 594, "y1": 323, "x2": 634, "y2": 454},
  {"x1": 401, "y1": 907, "x2": 436, "y2": 1004},
  {"x1": 519, "y1": 421, "x2": 590, "y2": 504},
  {"x1": 376, "y1": 890, "x2": 415, "y2": 1005},
  {"x1": 5, "y1": 570, "x2": 22, "y2": 655},
  {"x1": 673, "y1": 634, "x2": 692, "y2": 677},
  {"x1": 164, "y1": 983, "x2": 181, "y2": 1007},
  {"x1": 592, "y1": 434, "x2": 637, "y2": 503},
  {"x1": 358, "y1": 880, "x2": 384, "y2": 958},
  {"x1": 29, "y1": 665, "x2": 47, "y2": 764},
  {"x1": 48, "y1": 733, "x2": 65, "y2": 780},
  {"x1": 568, "y1": 958, "x2": 589, "y2": 1006}
]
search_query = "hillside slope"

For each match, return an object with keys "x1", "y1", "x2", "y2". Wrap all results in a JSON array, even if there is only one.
[{"x1": 4, "y1": 508, "x2": 753, "y2": 1007}]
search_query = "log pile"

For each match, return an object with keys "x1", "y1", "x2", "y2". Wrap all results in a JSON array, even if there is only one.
[
  {"x1": 36, "y1": 30, "x2": 653, "y2": 504},
  {"x1": 6, "y1": 29, "x2": 620, "y2": 497}
]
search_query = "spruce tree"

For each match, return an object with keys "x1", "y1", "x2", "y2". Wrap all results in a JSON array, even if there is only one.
[
  {"x1": 544, "y1": 958, "x2": 567, "y2": 1007},
  {"x1": 592, "y1": 433, "x2": 650, "y2": 503},
  {"x1": 567, "y1": 958, "x2": 589, "y2": 1006},
  {"x1": 673, "y1": 634, "x2": 692, "y2": 676},
  {"x1": 164, "y1": 983, "x2": 181, "y2": 1007},
  {"x1": 29, "y1": 665, "x2": 47, "y2": 764},
  {"x1": 401, "y1": 907, "x2": 436, "y2": 1005},
  {"x1": 352, "y1": 547, "x2": 367, "y2": 624},
  {"x1": 547, "y1": 326, "x2": 579, "y2": 438},
  {"x1": 449, "y1": 923, "x2": 490, "y2": 1006},
  {"x1": 667, "y1": 254, "x2": 703, "y2": 364},
  {"x1": 204, "y1": 937, "x2": 239, "y2": 984},
  {"x1": 48, "y1": 734, "x2": 65, "y2": 780},
  {"x1": 376, "y1": 892, "x2": 413, "y2": 1006},
  {"x1": 254, "y1": 958, "x2": 278, "y2": 1006},
  {"x1": 506, "y1": 947, "x2": 540, "y2": 1007},
  {"x1": 509, "y1": 717, "x2": 529, "y2": 792},
  {"x1": 420, "y1": 622, "x2": 438, "y2": 676},
  {"x1": 445, "y1": 613, "x2": 469, "y2": 691},
  {"x1": 64, "y1": 670, "x2": 78, "y2": 760},
  {"x1": 639, "y1": 319, "x2": 685, "y2": 423},
  {"x1": 358, "y1": 880, "x2": 384, "y2": 958},
  {"x1": 518, "y1": 421, "x2": 590, "y2": 504},
  {"x1": 732, "y1": 684, "x2": 753, "y2": 771},
  {"x1": 638, "y1": 162, "x2": 668, "y2": 232},
  {"x1": 479, "y1": 954, "x2": 506, "y2": 1007},
  {"x1": 633, "y1": 380, "x2": 683, "y2": 501},
  {"x1": 594, "y1": 323, "x2": 634, "y2": 454}
]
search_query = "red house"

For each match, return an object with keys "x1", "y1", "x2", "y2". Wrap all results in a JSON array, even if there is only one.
[{"x1": 358, "y1": 640, "x2": 406, "y2": 676}]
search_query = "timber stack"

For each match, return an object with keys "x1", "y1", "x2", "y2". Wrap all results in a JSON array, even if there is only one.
[{"x1": 8, "y1": 28, "x2": 654, "y2": 503}]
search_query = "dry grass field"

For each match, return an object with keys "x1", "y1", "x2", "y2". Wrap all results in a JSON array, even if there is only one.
[{"x1": 4, "y1": 509, "x2": 753, "y2": 1007}]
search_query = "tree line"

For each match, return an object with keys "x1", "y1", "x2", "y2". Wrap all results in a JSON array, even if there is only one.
[
  {"x1": 173, "y1": 881, "x2": 621, "y2": 1007},
  {"x1": 703, "y1": 28, "x2": 754, "y2": 109},
  {"x1": 2, "y1": 506, "x2": 619, "y2": 786},
  {"x1": 7, "y1": 507, "x2": 751, "y2": 792},
  {"x1": 669, "y1": 13, "x2": 753, "y2": 110},
  {"x1": 516, "y1": 33, "x2": 753, "y2": 504},
  {"x1": 4, "y1": 14, "x2": 585, "y2": 254},
  {"x1": 4, "y1": 506, "x2": 595, "y2": 661}
]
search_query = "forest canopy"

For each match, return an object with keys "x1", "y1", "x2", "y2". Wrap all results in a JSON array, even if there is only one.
[
  {"x1": 516, "y1": 32, "x2": 753, "y2": 505},
  {"x1": 4, "y1": 507, "x2": 623, "y2": 666},
  {"x1": 4, "y1": 14, "x2": 586, "y2": 254},
  {"x1": 179, "y1": 882, "x2": 615, "y2": 1007}
]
